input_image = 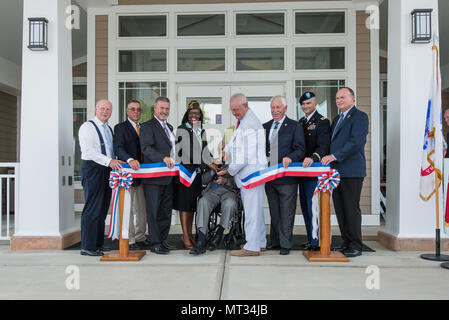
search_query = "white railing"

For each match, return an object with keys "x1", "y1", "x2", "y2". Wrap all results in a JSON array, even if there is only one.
[{"x1": 0, "y1": 163, "x2": 19, "y2": 240}]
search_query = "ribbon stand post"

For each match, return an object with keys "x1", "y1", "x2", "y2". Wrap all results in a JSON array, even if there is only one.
[
  {"x1": 304, "y1": 171, "x2": 349, "y2": 262},
  {"x1": 101, "y1": 171, "x2": 146, "y2": 262}
]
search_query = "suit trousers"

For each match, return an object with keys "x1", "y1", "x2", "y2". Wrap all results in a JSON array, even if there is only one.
[
  {"x1": 196, "y1": 187, "x2": 238, "y2": 235},
  {"x1": 298, "y1": 180, "x2": 318, "y2": 246},
  {"x1": 241, "y1": 184, "x2": 266, "y2": 252},
  {"x1": 332, "y1": 177, "x2": 364, "y2": 251},
  {"x1": 80, "y1": 160, "x2": 111, "y2": 251},
  {"x1": 143, "y1": 183, "x2": 173, "y2": 248},
  {"x1": 265, "y1": 182, "x2": 298, "y2": 249},
  {"x1": 129, "y1": 184, "x2": 147, "y2": 244}
]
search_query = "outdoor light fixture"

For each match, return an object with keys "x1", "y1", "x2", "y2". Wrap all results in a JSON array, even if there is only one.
[
  {"x1": 28, "y1": 17, "x2": 48, "y2": 51},
  {"x1": 411, "y1": 9, "x2": 433, "y2": 43}
]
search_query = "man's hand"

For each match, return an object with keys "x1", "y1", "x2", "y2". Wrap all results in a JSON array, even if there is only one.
[
  {"x1": 321, "y1": 155, "x2": 336, "y2": 166},
  {"x1": 302, "y1": 157, "x2": 314, "y2": 168},
  {"x1": 163, "y1": 157, "x2": 175, "y2": 169},
  {"x1": 109, "y1": 159, "x2": 123, "y2": 171},
  {"x1": 129, "y1": 160, "x2": 140, "y2": 171},
  {"x1": 216, "y1": 176, "x2": 227, "y2": 185},
  {"x1": 217, "y1": 169, "x2": 229, "y2": 176},
  {"x1": 282, "y1": 157, "x2": 292, "y2": 169}
]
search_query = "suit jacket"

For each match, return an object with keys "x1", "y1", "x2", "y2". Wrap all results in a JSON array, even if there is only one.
[
  {"x1": 175, "y1": 123, "x2": 213, "y2": 173},
  {"x1": 330, "y1": 106, "x2": 369, "y2": 178},
  {"x1": 114, "y1": 119, "x2": 142, "y2": 186},
  {"x1": 263, "y1": 116, "x2": 305, "y2": 184},
  {"x1": 201, "y1": 168, "x2": 238, "y2": 195},
  {"x1": 139, "y1": 117, "x2": 175, "y2": 185},
  {"x1": 224, "y1": 108, "x2": 268, "y2": 188}
]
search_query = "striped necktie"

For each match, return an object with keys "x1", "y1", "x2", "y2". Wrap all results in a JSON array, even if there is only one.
[
  {"x1": 332, "y1": 113, "x2": 345, "y2": 139},
  {"x1": 136, "y1": 123, "x2": 140, "y2": 136},
  {"x1": 103, "y1": 123, "x2": 115, "y2": 158},
  {"x1": 270, "y1": 121, "x2": 280, "y2": 144}
]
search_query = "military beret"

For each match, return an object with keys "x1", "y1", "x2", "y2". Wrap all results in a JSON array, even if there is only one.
[{"x1": 299, "y1": 91, "x2": 316, "y2": 105}]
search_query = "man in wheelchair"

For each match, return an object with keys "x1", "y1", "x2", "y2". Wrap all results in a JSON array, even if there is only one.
[{"x1": 190, "y1": 164, "x2": 239, "y2": 255}]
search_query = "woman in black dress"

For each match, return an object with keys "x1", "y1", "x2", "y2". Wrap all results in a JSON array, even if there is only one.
[{"x1": 174, "y1": 101, "x2": 214, "y2": 249}]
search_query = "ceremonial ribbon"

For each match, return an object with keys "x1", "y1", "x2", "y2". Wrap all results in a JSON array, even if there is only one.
[
  {"x1": 311, "y1": 169, "x2": 341, "y2": 242},
  {"x1": 240, "y1": 162, "x2": 331, "y2": 189},
  {"x1": 107, "y1": 171, "x2": 133, "y2": 240}
]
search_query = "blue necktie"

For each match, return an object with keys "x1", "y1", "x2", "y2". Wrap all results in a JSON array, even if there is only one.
[
  {"x1": 103, "y1": 124, "x2": 115, "y2": 158},
  {"x1": 332, "y1": 113, "x2": 345, "y2": 140},
  {"x1": 270, "y1": 121, "x2": 280, "y2": 144}
]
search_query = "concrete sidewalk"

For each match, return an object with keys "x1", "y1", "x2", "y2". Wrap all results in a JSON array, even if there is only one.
[{"x1": 1, "y1": 232, "x2": 448, "y2": 300}]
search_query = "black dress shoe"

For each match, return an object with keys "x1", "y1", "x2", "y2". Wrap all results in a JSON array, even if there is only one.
[
  {"x1": 162, "y1": 240, "x2": 177, "y2": 250},
  {"x1": 150, "y1": 245, "x2": 169, "y2": 254},
  {"x1": 190, "y1": 231, "x2": 207, "y2": 255},
  {"x1": 266, "y1": 244, "x2": 281, "y2": 250},
  {"x1": 129, "y1": 243, "x2": 141, "y2": 250},
  {"x1": 81, "y1": 249, "x2": 104, "y2": 256},
  {"x1": 207, "y1": 233, "x2": 223, "y2": 251},
  {"x1": 135, "y1": 240, "x2": 151, "y2": 248},
  {"x1": 342, "y1": 248, "x2": 362, "y2": 258},
  {"x1": 97, "y1": 246, "x2": 111, "y2": 252},
  {"x1": 280, "y1": 248, "x2": 290, "y2": 255}
]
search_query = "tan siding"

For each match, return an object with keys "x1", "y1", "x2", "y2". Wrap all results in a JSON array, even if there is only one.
[
  {"x1": 0, "y1": 91, "x2": 17, "y2": 162},
  {"x1": 357, "y1": 11, "x2": 372, "y2": 214},
  {"x1": 96, "y1": 15, "x2": 108, "y2": 102}
]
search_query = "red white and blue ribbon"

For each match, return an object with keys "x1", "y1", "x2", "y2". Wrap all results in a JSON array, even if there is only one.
[
  {"x1": 107, "y1": 171, "x2": 133, "y2": 240},
  {"x1": 239, "y1": 162, "x2": 331, "y2": 190},
  {"x1": 311, "y1": 169, "x2": 341, "y2": 242},
  {"x1": 121, "y1": 162, "x2": 197, "y2": 187}
]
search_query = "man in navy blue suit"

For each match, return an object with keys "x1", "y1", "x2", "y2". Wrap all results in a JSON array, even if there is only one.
[
  {"x1": 113, "y1": 100, "x2": 149, "y2": 250},
  {"x1": 321, "y1": 87, "x2": 369, "y2": 258},
  {"x1": 263, "y1": 95, "x2": 305, "y2": 255}
]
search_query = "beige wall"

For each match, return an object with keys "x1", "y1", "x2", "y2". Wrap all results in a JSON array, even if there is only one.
[
  {"x1": 356, "y1": 11, "x2": 372, "y2": 215},
  {"x1": 0, "y1": 91, "x2": 17, "y2": 162},
  {"x1": 96, "y1": 16, "x2": 108, "y2": 102}
]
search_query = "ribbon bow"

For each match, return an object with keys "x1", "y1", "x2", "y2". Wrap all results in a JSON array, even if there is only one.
[
  {"x1": 109, "y1": 171, "x2": 133, "y2": 190},
  {"x1": 311, "y1": 169, "x2": 340, "y2": 242}
]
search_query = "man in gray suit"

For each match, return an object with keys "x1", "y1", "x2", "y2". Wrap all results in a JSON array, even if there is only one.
[
  {"x1": 218, "y1": 93, "x2": 268, "y2": 257},
  {"x1": 190, "y1": 167, "x2": 239, "y2": 255}
]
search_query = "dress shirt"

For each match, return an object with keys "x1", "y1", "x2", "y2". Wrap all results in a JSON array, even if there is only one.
[
  {"x1": 155, "y1": 116, "x2": 176, "y2": 156},
  {"x1": 269, "y1": 115, "x2": 286, "y2": 142},
  {"x1": 305, "y1": 109, "x2": 317, "y2": 122},
  {"x1": 78, "y1": 116, "x2": 113, "y2": 167}
]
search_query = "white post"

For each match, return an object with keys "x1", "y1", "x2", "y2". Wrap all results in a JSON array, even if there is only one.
[
  {"x1": 11, "y1": 0, "x2": 78, "y2": 249},
  {"x1": 379, "y1": 0, "x2": 446, "y2": 250}
]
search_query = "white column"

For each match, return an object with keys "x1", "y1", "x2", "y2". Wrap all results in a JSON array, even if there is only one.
[
  {"x1": 383, "y1": 0, "x2": 445, "y2": 242},
  {"x1": 12, "y1": 0, "x2": 76, "y2": 249}
]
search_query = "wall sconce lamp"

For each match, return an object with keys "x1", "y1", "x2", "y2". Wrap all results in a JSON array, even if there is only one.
[
  {"x1": 411, "y1": 9, "x2": 433, "y2": 44},
  {"x1": 28, "y1": 17, "x2": 48, "y2": 51}
]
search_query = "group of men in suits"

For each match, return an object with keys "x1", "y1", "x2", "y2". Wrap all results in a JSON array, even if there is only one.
[
  {"x1": 79, "y1": 87, "x2": 368, "y2": 258},
  {"x1": 218, "y1": 88, "x2": 368, "y2": 258}
]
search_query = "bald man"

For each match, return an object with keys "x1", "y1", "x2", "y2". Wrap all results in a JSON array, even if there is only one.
[{"x1": 78, "y1": 99, "x2": 122, "y2": 256}]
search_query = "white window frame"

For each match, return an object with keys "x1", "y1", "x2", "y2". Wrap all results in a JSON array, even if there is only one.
[
  {"x1": 293, "y1": 9, "x2": 348, "y2": 37},
  {"x1": 175, "y1": 11, "x2": 228, "y2": 38},
  {"x1": 117, "y1": 48, "x2": 169, "y2": 74},
  {"x1": 234, "y1": 46, "x2": 286, "y2": 73},
  {"x1": 293, "y1": 45, "x2": 348, "y2": 72},
  {"x1": 116, "y1": 13, "x2": 169, "y2": 40},
  {"x1": 234, "y1": 10, "x2": 287, "y2": 37},
  {"x1": 176, "y1": 47, "x2": 228, "y2": 73}
]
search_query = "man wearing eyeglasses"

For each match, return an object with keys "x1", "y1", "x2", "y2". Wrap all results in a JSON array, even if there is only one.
[{"x1": 114, "y1": 100, "x2": 149, "y2": 250}]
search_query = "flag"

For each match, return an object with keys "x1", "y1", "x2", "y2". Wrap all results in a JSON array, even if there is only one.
[{"x1": 419, "y1": 43, "x2": 446, "y2": 233}]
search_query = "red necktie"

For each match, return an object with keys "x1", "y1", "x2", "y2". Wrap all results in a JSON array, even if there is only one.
[{"x1": 236, "y1": 120, "x2": 240, "y2": 129}]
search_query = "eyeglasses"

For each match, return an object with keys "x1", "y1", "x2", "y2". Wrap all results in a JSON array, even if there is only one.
[{"x1": 128, "y1": 107, "x2": 142, "y2": 112}]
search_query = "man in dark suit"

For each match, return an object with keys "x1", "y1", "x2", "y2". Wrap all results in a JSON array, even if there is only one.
[
  {"x1": 322, "y1": 87, "x2": 369, "y2": 258},
  {"x1": 140, "y1": 96, "x2": 176, "y2": 254},
  {"x1": 298, "y1": 92, "x2": 331, "y2": 251},
  {"x1": 113, "y1": 100, "x2": 149, "y2": 250},
  {"x1": 263, "y1": 95, "x2": 305, "y2": 255}
]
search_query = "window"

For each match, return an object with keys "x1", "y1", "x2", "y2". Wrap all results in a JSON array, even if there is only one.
[
  {"x1": 236, "y1": 13, "x2": 284, "y2": 35},
  {"x1": 119, "y1": 50, "x2": 167, "y2": 72},
  {"x1": 177, "y1": 49, "x2": 226, "y2": 72},
  {"x1": 295, "y1": 12, "x2": 345, "y2": 34},
  {"x1": 295, "y1": 47, "x2": 345, "y2": 70},
  {"x1": 118, "y1": 82, "x2": 167, "y2": 123},
  {"x1": 236, "y1": 48, "x2": 284, "y2": 71},
  {"x1": 177, "y1": 14, "x2": 225, "y2": 36},
  {"x1": 296, "y1": 80, "x2": 346, "y2": 121},
  {"x1": 119, "y1": 15, "x2": 167, "y2": 37},
  {"x1": 73, "y1": 85, "x2": 87, "y2": 100}
]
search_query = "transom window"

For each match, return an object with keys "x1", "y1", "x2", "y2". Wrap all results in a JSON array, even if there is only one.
[
  {"x1": 295, "y1": 11, "x2": 345, "y2": 34},
  {"x1": 118, "y1": 15, "x2": 167, "y2": 37},
  {"x1": 236, "y1": 12, "x2": 285, "y2": 35},
  {"x1": 177, "y1": 14, "x2": 225, "y2": 36}
]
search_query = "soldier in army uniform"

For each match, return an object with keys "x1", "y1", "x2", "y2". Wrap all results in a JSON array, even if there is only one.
[{"x1": 298, "y1": 92, "x2": 331, "y2": 251}]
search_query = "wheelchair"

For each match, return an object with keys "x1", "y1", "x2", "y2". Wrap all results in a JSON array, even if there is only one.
[{"x1": 195, "y1": 180, "x2": 245, "y2": 251}]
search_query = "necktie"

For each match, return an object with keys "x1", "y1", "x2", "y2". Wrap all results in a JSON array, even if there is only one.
[
  {"x1": 236, "y1": 120, "x2": 240, "y2": 129},
  {"x1": 162, "y1": 121, "x2": 171, "y2": 140},
  {"x1": 332, "y1": 113, "x2": 345, "y2": 139},
  {"x1": 270, "y1": 121, "x2": 280, "y2": 144},
  {"x1": 136, "y1": 123, "x2": 140, "y2": 136},
  {"x1": 103, "y1": 123, "x2": 115, "y2": 158}
]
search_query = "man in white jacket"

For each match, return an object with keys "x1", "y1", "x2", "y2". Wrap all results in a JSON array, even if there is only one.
[{"x1": 218, "y1": 93, "x2": 268, "y2": 256}]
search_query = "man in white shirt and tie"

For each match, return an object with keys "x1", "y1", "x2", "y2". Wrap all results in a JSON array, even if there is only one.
[{"x1": 78, "y1": 99, "x2": 122, "y2": 256}]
